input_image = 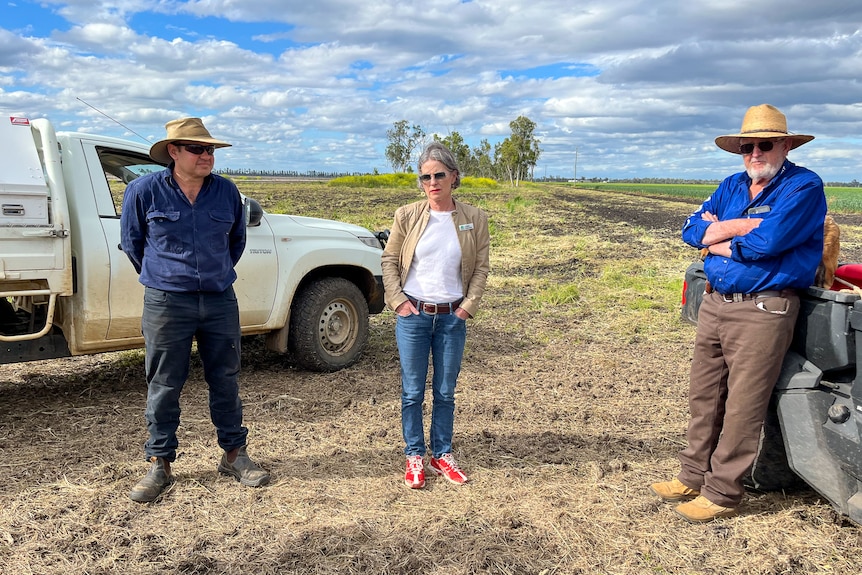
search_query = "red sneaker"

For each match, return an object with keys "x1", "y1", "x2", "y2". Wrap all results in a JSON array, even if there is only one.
[
  {"x1": 404, "y1": 455, "x2": 425, "y2": 489},
  {"x1": 429, "y1": 453, "x2": 469, "y2": 485}
]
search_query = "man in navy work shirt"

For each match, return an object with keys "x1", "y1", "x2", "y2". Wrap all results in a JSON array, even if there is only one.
[
  {"x1": 121, "y1": 117, "x2": 269, "y2": 503},
  {"x1": 650, "y1": 104, "x2": 826, "y2": 522}
]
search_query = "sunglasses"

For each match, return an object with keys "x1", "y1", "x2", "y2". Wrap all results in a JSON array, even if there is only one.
[
  {"x1": 739, "y1": 139, "x2": 784, "y2": 155},
  {"x1": 419, "y1": 171, "x2": 448, "y2": 183},
  {"x1": 175, "y1": 143, "x2": 216, "y2": 155}
]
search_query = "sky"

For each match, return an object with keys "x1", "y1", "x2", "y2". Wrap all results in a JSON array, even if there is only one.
[{"x1": 2, "y1": 0, "x2": 862, "y2": 182}]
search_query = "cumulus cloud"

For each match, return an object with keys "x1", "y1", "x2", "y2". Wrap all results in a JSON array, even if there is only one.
[{"x1": 0, "y1": 0, "x2": 860, "y2": 180}]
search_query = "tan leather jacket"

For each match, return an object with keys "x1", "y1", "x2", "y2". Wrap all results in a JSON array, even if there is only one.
[{"x1": 381, "y1": 199, "x2": 490, "y2": 318}]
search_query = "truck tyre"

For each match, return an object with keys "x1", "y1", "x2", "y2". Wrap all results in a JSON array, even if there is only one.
[
  {"x1": 288, "y1": 277, "x2": 369, "y2": 372},
  {"x1": 743, "y1": 399, "x2": 807, "y2": 492}
]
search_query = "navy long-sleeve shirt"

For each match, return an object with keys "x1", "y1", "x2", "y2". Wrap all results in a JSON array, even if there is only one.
[
  {"x1": 120, "y1": 167, "x2": 246, "y2": 292},
  {"x1": 681, "y1": 160, "x2": 826, "y2": 294}
]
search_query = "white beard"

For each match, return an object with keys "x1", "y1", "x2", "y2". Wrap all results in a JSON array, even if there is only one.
[{"x1": 747, "y1": 160, "x2": 782, "y2": 183}]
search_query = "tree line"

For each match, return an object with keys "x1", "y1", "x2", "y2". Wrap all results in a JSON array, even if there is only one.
[
  {"x1": 217, "y1": 168, "x2": 362, "y2": 178},
  {"x1": 385, "y1": 116, "x2": 542, "y2": 187}
]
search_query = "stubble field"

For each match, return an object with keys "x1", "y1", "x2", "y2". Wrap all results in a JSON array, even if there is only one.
[{"x1": 2, "y1": 182, "x2": 862, "y2": 574}]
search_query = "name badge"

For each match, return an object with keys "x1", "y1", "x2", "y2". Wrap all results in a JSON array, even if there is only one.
[{"x1": 459, "y1": 223, "x2": 474, "y2": 231}]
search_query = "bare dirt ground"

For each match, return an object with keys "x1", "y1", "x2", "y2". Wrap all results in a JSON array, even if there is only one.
[{"x1": 2, "y1": 184, "x2": 862, "y2": 574}]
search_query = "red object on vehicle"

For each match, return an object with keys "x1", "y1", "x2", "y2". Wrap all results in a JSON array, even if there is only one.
[{"x1": 830, "y1": 264, "x2": 862, "y2": 291}]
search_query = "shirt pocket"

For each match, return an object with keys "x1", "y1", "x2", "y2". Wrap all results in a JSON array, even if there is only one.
[
  {"x1": 145, "y1": 210, "x2": 183, "y2": 254},
  {"x1": 208, "y1": 210, "x2": 235, "y2": 251}
]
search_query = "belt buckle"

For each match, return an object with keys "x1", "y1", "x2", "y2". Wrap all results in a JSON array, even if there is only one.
[{"x1": 424, "y1": 302, "x2": 439, "y2": 315}]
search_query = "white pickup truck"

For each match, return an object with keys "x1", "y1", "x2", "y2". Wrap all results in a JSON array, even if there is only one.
[{"x1": 0, "y1": 117, "x2": 386, "y2": 371}]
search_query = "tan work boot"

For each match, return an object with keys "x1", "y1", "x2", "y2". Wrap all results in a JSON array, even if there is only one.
[
  {"x1": 129, "y1": 456, "x2": 173, "y2": 503},
  {"x1": 218, "y1": 445, "x2": 270, "y2": 487},
  {"x1": 649, "y1": 477, "x2": 700, "y2": 502},
  {"x1": 674, "y1": 495, "x2": 738, "y2": 523}
]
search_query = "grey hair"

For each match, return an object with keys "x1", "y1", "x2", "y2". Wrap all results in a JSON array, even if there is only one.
[{"x1": 416, "y1": 142, "x2": 461, "y2": 190}]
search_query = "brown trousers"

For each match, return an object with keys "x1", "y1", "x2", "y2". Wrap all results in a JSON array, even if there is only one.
[{"x1": 678, "y1": 290, "x2": 799, "y2": 507}]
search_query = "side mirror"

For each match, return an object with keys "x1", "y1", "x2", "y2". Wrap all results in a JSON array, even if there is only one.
[
  {"x1": 244, "y1": 197, "x2": 263, "y2": 227},
  {"x1": 374, "y1": 229, "x2": 390, "y2": 249}
]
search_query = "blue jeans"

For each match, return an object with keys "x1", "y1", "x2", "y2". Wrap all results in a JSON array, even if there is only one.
[
  {"x1": 141, "y1": 286, "x2": 247, "y2": 462},
  {"x1": 396, "y1": 310, "x2": 467, "y2": 458}
]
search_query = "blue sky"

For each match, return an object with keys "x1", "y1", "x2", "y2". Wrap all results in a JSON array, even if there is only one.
[{"x1": 3, "y1": 0, "x2": 862, "y2": 182}]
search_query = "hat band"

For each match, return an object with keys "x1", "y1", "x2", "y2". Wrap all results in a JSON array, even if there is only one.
[{"x1": 739, "y1": 129, "x2": 789, "y2": 135}]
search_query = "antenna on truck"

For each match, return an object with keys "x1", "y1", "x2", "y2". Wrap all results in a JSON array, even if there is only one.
[{"x1": 76, "y1": 97, "x2": 152, "y2": 144}]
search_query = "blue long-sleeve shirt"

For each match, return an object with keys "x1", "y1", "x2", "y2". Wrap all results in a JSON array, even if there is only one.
[
  {"x1": 681, "y1": 160, "x2": 826, "y2": 294},
  {"x1": 120, "y1": 167, "x2": 246, "y2": 292}
]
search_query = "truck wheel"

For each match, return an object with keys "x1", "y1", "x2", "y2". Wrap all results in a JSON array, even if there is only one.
[{"x1": 288, "y1": 277, "x2": 369, "y2": 372}]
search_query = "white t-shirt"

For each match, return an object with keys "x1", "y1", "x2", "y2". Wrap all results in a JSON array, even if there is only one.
[{"x1": 403, "y1": 210, "x2": 464, "y2": 303}]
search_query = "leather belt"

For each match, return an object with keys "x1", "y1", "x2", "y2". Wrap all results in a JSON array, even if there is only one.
[
  {"x1": 408, "y1": 296, "x2": 462, "y2": 315},
  {"x1": 719, "y1": 290, "x2": 786, "y2": 303}
]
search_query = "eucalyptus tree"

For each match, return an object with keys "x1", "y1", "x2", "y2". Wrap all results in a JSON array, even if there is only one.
[
  {"x1": 434, "y1": 131, "x2": 475, "y2": 176},
  {"x1": 385, "y1": 120, "x2": 425, "y2": 173},
  {"x1": 495, "y1": 115, "x2": 542, "y2": 186}
]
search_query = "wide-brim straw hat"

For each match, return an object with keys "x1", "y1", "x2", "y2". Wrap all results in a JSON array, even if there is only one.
[
  {"x1": 149, "y1": 117, "x2": 231, "y2": 164},
  {"x1": 715, "y1": 104, "x2": 814, "y2": 154}
]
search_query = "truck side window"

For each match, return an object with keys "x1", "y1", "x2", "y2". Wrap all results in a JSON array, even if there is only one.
[{"x1": 96, "y1": 147, "x2": 164, "y2": 216}]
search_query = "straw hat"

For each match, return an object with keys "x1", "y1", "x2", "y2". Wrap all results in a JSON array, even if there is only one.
[
  {"x1": 714, "y1": 104, "x2": 814, "y2": 154},
  {"x1": 149, "y1": 117, "x2": 231, "y2": 164}
]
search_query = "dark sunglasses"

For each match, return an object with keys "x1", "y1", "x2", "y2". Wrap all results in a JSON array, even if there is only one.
[
  {"x1": 175, "y1": 143, "x2": 215, "y2": 155},
  {"x1": 419, "y1": 171, "x2": 448, "y2": 183},
  {"x1": 739, "y1": 139, "x2": 784, "y2": 155}
]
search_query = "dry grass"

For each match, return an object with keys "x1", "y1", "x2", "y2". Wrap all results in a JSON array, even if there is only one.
[{"x1": 2, "y1": 183, "x2": 862, "y2": 574}]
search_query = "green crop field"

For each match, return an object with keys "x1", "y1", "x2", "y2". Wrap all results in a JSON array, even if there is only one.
[{"x1": 576, "y1": 182, "x2": 862, "y2": 213}]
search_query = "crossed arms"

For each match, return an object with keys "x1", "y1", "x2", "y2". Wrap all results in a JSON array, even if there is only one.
[{"x1": 699, "y1": 211, "x2": 761, "y2": 257}]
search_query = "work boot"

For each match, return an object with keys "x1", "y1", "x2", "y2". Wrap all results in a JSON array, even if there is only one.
[
  {"x1": 649, "y1": 477, "x2": 700, "y2": 502},
  {"x1": 674, "y1": 495, "x2": 738, "y2": 523},
  {"x1": 218, "y1": 445, "x2": 270, "y2": 487},
  {"x1": 129, "y1": 456, "x2": 173, "y2": 503}
]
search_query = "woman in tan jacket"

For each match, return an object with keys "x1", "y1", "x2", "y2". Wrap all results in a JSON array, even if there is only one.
[{"x1": 381, "y1": 142, "x2": 490, "y2": 489}]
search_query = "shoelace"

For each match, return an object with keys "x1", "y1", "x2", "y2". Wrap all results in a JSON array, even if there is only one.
[
  {"x1": 407, "y1": 456, "x2": 424, "y2": 473},
  {"x1": 437, "y1": 453, "x2": 461, "y2": 471}
]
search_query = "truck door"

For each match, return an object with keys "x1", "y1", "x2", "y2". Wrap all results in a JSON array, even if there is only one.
[
  {"x1": 233, "y1": 210, "x2": 278, "y2": 327},
  {"x1": 81, "y1": 143, "x2": 152, "y2": 342}
]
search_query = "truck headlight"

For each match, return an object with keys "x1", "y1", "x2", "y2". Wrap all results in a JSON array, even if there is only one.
[{"x1": 358, "y1": 236, "x2": 383, "y2": 249}]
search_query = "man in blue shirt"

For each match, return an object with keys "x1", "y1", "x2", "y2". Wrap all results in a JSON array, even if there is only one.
[
  {"x1": 121, "y1": 118, "x2": 269, "y2": 503},
  {"x1": 650, "y1": 104, "x2": 826, "y2": 522}
]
